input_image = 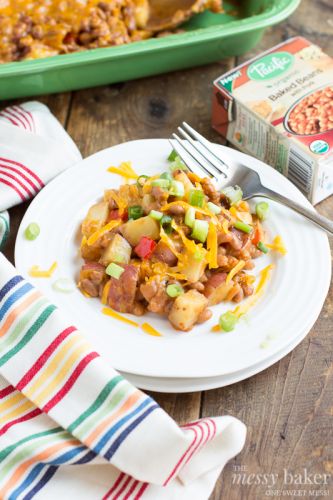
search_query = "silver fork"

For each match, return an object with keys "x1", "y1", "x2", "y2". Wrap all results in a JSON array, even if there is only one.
[{"x1": 170, "y1": 122, "x2": 333, "y2": 236}]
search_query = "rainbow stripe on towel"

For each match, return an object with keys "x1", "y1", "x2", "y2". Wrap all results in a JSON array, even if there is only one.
[{"x1": 0, "y1": 272, "x2": 158, "y2": 498}]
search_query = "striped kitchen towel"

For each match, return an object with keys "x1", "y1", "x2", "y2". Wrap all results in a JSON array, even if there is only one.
[
  {"x1": 0, "y1": 211, "x2": 9, "y2": 249},
  {"x1": 0, "y1": 101, "x2": 81, "y2": 213},
  {"x1": 0, "y1": 252, "x2": 246, "y2": 500}
]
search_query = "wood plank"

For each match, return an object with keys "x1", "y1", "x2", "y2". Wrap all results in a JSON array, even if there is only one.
[{"x1": 66, "y1": 61, "x2": 233, "y2": 158}]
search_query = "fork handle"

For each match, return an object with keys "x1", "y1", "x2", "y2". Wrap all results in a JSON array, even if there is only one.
[{"x1": 254, "y1": 188, "x2": 333, "y2": 236}]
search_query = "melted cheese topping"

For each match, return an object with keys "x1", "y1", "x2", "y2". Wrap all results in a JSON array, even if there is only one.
[
  {"x1": 29, "y1": 262, "x2": 57, "y2": 278},
  {"x1": 102, "y1": 307, "x2": 139, "y2": 327},
  {"x1": 101, "y1": 280, "x2": 111, "y2": 305},
  {"x1": 226, "y1": 260, "x2": 245, "y2": 284},
  {"x1": 233, "y1": 264, "x2": 274, "y2": 318},
  {"x1": 162, "y1": 201, "x2": 220, "y2": 224},
  {"x1": 207, "y1": 222, "x2": 218, "y2": 269},
  {"x1": 211, "y1": 264, "x2": 274, "y2": 332},
  {"x1": 87, "y1": 220, "x2": 121, "y2": 246}
]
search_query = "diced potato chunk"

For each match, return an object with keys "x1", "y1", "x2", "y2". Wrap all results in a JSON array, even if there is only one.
[
  {"x1": 100, "y1": 234, "x2": 132, "y2": 267},
  {"x1": 82, "y1": 202, "x2": 109, "y2": 237},
  {"x1": 168, "y1": 289, "x2": 208, "y2": 331},
  {"x1": 173, "y1": 171, "x2": 194, "y2": 195},
  {"x1": 204, "y1": 273, "x2": 233, "y2": 306},
  {"x1": 180, "y1": 253, "x2": 206, "y2": 283},
  {"x1": 121, "y1": 216, "x2": 160, "y2": 247}
]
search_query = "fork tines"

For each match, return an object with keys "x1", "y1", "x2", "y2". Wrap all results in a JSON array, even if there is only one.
[{"x1": 170, "y1": 122, "x2": 229, "y2": 179}]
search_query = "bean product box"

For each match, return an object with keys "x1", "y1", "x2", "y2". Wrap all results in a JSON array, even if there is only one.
[{"x1": 212, "y1": 37, "x2": 333, "y2": 205}]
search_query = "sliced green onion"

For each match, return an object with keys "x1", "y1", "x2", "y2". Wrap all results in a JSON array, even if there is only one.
[
  {"x1": 255, "y1": 201, "x2": 269, "y2": 221},
  {"x1": 257, "y1": 241, "x2": 269, "y2": 254},
  {"x1": 52, "y1": 278, "x2": 75, "y2": 293},
  {"x1": 219, "y1": 311, "x2": 238, "y2": 332},
  {"x1": 221, "y1": 185, "x2": 243, "y2": 205},
  {"x1": 169, "y1": 180, "x2": 185, "y2": 197},
  {"x1": 185, "y1": 207, "x2": 195, "y2": 228},
  {"x1": 169, "y1": 156, "x2": 188, "y2": 172},
  {"x1": 128, "y1": 205, "x2": 143, "y2": 220},
  {"x1": 24, "y1": 222, "x2": 40, "y2": 241},
  {"x1": 207, "y1": 201, "x2": 221, "y2": 215},
  {"x1": 191, "y1": 219, "x2": 209, "y2": 243},
  {"x1": 161, "y1": 215, "x2": 172, "y2": 234},
  {"x1": 160, "y1": 172, "x2": 173, "y2": 182},
  {"x1": 166, "y1": 284, "x2": 184, "y2": 298},
  {"x1": 149, "y1": 210, "x2": 163, "y2": 221},
  {"x1": 136, "y1": 175, "x2": 149, "y2": 188},
  {"x1": 151, "y1": 178, "x2": 170, "y2": 189},
  {"x1": 168, "y1": 149, "x2": 178, "y2": 162},
  {"x1": 189, "y1": 189, "x2": 204, "y2": 208},
  {"x1": 234, "y1": 221, "x2": 252, "y2": 234},
  {"x1": 161, "y1": 215, "x2": 172, "y2": 226},
  {"x1": 106, "y1": 263, "x2": 124, "y2": 280}
]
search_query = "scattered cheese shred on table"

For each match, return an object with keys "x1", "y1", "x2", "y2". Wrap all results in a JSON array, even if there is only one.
[
  {"x1": 141, "y1": 322, "x2": 162, "y2": 337},
  {"x1": 102, "y1": 307, "x2": 139, "y2": 327},
  {"x1": 29, "y1": 261, "x2": 57, "y2": 278}
]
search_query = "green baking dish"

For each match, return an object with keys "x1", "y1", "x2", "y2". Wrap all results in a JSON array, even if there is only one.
[{"x1": 0, "y1": 0, "x2": 300, "y2": 100}]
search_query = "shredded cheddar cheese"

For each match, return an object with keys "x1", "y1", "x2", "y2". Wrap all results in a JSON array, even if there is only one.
[
  {"x1": 141, "y1": 322, "x2": 162, "y2": 337},
  {"x1": 207, "y1": 222, "x2": 218, "y2": 269},
  {"x1": 80, "y1": 236, "x2": 87, "y2": 248},
  {"x1": 101, "y1": 280, "x2": 111, "y2": 305},
  {"x1": 211, "y1": 324, "x2": 221, "y2": 332},
  {"x1": 266, "y1": 235, "x2": 287, "y2": 255},
  {"x1": 211, "y1": 264, "x2": 274, "y2": 332},
  {"x1": 222, "y1": 219, "x2": 229, "y2": 234},
  {"x1": 105, "y1": 190, "x2": 128, "y2": 215},
  {"x1": 226, "y1": 260, "x2": 245, "y2": 284},
  {"x1": 162, "y1": 201, "x2": 219, "y2": 223},
  {"x1": 159, "y1": 226, "x2": 182, "y2": 260},
  {"x1": 102, "y1": 307, "x2": 139, "y2": 327},
  {"x1": 233, "y1": 264, "x2": 274, "y2": 318},
  {"x1": 187, "y1": 172, "x2": 203, "y2": 183},
  {"x1": 107, "y1": 161, "x2": 138, "y2": 180},
  {"x1": 29, "y1": 261, "x2": 57, "y2": 278},
  {"x1": 87, "y1": 220, "x2": 121, "y2": 246}
]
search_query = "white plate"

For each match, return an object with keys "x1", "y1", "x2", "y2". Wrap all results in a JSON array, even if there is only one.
[
  {"x1": 15, "y1": 139, "x2": 331, "y2": 379},
  {"x1": 120, "y1": 328, "x2": 309, "y2": 392}
]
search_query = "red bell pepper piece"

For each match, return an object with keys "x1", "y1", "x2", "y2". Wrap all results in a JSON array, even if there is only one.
[
  {"x1": 108, "y1": 209, "x2": 128, "y2": 222},
  {"x1": 252, "y1": 223, "x2": 263, "y2": 246},
  {"x1": 134, "y1": 237, "x2": 157, "y2": 259}
]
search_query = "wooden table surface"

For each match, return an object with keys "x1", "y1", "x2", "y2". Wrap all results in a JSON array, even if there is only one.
[{"x1": 3, "y1": 0, "x2": 333, "y2": 498}]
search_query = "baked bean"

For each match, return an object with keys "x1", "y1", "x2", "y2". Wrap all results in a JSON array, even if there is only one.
[
  {"x1": 167, "y1": 204, "x2": 185, "y2": 216},
  {"x1": 189, "y1": 281, "x2": 205, "y2": 292},
  {"x1": 288, "y1": 86, "x2": 333, "y2": 135}
]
